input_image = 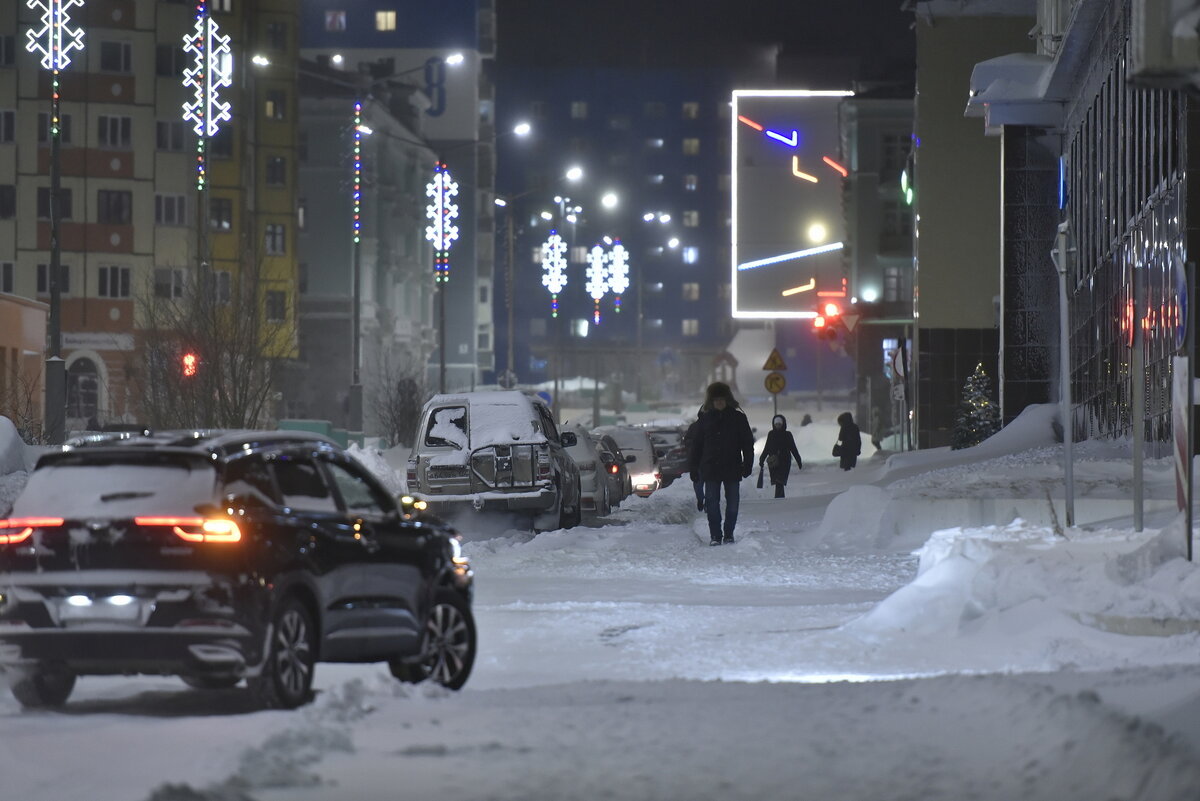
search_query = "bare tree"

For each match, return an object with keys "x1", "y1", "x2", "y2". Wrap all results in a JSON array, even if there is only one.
[
  {"x1": 366, "y1": 348, "x2": 430, "y2": 447},
  {"x1": 132, "y1": 255, "x2": 296, "y2": 430},
  {"x1": 0, "y1": 361, "x2": 46, "y2": 444}
]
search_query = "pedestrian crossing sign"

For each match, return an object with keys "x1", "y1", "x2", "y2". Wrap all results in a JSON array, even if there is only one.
[{"x1": 762, "y1": 348, "x2": 787, "y2": 371}]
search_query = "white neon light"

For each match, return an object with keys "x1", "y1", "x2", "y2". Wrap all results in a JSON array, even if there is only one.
[
  {"x1": 585, "y1": 244, "x2": 610, "y2": 301},
  {"x1": 540, "y1": 231, "x2": 568, "y2": 295},
  {"x1": 424, "y1": 166, "x2": 460, "y2": 252},
  {"x1": 182, "y1": 7, "x2": 233, "y2": 137},
  {"x1": 737, "y1": 242, "x2": 844, "y2": 272},
  {"x1": 25, "y1": 0, "x2": 85, "y2": 71},
  {"x1": 607, "y1": 242, "x2": 630, "y2": 295}
]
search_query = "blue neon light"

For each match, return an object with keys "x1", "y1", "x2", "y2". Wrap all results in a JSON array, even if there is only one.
[
  {"x1": 737, "y1": 242, "x2": 844, "y2": 271},
  {"x1": 1058, "y1": 156, "x2": 1066, "y2": 210},
  {"x1": 766, "y1": 129, "x2": 798, "y2": 147}
]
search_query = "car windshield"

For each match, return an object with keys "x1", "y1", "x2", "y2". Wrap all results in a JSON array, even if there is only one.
[{"x1": 11, "y1": 453, "x2": 219, "y2": 518}]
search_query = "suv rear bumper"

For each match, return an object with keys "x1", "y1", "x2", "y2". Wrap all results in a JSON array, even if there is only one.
[{"x1": 420, "y1": 487, "x2": 557, "y2": 513}]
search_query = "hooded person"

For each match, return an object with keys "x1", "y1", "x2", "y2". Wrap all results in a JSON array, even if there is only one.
[
  {"x1": 835, "y1": 411, "x2": 862, "y2": 471},
  {"x1": 682, "y1": 406, "x2": 706, "y2": 512},
  {"x1": 688, "y1": 382, "x2": 755, "y2": 545},
  {"x1": 759, "y1": 414, "x2": 803, "y2": 498}
]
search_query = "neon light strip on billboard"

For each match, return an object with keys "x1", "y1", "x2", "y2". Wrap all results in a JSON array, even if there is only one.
[{"x1": 736, "y1": 242, "x2": 843, "y2": 271}]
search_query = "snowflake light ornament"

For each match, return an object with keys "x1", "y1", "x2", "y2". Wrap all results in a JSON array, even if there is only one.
[
  {"x1": 607, "y1": 240, "x2": 630, "y2": 313},
  {"x1": 25, "y1": 0, "x2": 86, "y2": 71},
  {"x1": 540, "y1": 231, "x2": 568, "y2": 317},
  {"x1": 585, "y1": 243, "x2": 610, "y2": 324},
  {"x1": 182, "y1": 3, "x2": 233, "y2": 190},
  {"x1": 424, "y1": 162, "x2": 460, "y2": 282}
]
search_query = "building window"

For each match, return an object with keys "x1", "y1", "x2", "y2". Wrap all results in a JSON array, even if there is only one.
[
  {"x1": 210, "y1": 197, "x2": 233, "y2": 230},
  {"x1": 155, "y1": 194, "x2": 187, "y2": 225},
  {"x1": 99, "y1": 41, "x2": 132, "y2": 73},
  {"x1": 265, "y1": 223, "x2": 286, "y2": 254},
  {"x1": 682, "y1": 246, "x2": 699, "y2": 264},
  {"x1": 478, "y1": 285, "x2": 489, "y2": 304},
  {"x1": 66, "y1": 358, "x2": 98, "y2": 421},
  {"x1": 570, "y1": 245, "x2": 587, "y2": 264},
  {"x1": 297, "y1": 199, "x2": 306, "y2": 230},
  {"x1": 265, "y1": 21, "x2": 288, "y2": 50},
  {"x1": 265, "y1": 90, "x2": 287, "y2": 121},
  {"x1": 530, "y1": 318, "x2": 547, "y2": 337},
  {"x1": 155, "y1": 44, "x2": 185, "y2": 77},
  {"x1": 0, "y1": 185, "x2": 13, "y2": 219},
  {"x1": 570, "y1": 319, "x2": 589, "y2": 337},
  {"x1": 570, "y1": 101, "x2": 588, "y2": 119},
  {"x1": 265, "y1": 290, "x2": 287, "y2": 321},
  {"x1": 682, "y1": 283, "x2": 700, "y2": 301},
  {"x1": 37, "y1": 187, "x2": 73, "y2": 219},
  {"x1": 375, "y1": 10, "x2": 397, "y2": 31},
  {"x1": 881, "y1": 200, "x2": 913, "y2": 238},
  {"x1": 682, "y1": 319, "x2": 700, "y2": 336},
  {"x1": 265, "y1": 155, "x2": 287, "y2": 186},
  {"x1": 98, "y1": 115, "x2": 132, "y2": 148},
  {"x1": 718, "y1": 283, "x2": 732, "y2": 301},
  {"x1": 0, "y1": 110, "x2": 13, "y2": 143},
  {"x1": 647, "y1": 174, "x2": 664, "y2": 185},
  {"x1": 0, "y1": 262, "x2": 11, "y2": 293},
  {"x1": 682, "y1": 102, "x2": 700, "y2": 119},
  {"x1": 154, "y1": 267, "x2": 185, "y2": 299},
  {"x1": 646, "y1": 318, "x2": 663, "y2": 329},
  {"x1": 0, "y1": 35, "x2": 14, "y2": 67},
  {"x1": 608, "y1": 113, "x2": 631, "y2": 131},
  {"x1": 325, "y1": 10, "x2": 346, "y2": 31},
  {"x1": 884, "y1": 266, "x2": 901, "y2": 302},
  {"x1": 213, "y1": 270, "x2": 231, "y2": 304},
  {"x1": 718, "y1": 174, "x2": 732, "y2": 192},
  {"x1": 682, "y1": 138, "x2": 700, "y2": 156},
  {"x1": 881, "y1": 132, "x2": 909, "y2": 183},
  {"x1": 36, "y1": 263, "x2": 70, "y2": 295},
  {"x1": 682, "y1": 210, "x2": 699, "y2": 227},
  {"x1": 643, "y1": 101, "x2": 665, "y2": 118},
  {"x1": 97, "y1": 190, "x2": 132, "y2": 224},
  {"x1": 683, "y1": 174, "x2": 698, "y2": 191},
  {"x1": 156, "y1": 120, "x2": 185, "y2": 151},
  {"x1": 38, "y1": 112, "x2": 73, "y2": 144},
  {"x1": 645, "y1": 138, "x2": 664, "y2": 149},
  {"x1": 477, "y1": 327, "x2": 490, "y2": 351},
  {"x1": 98, "y1": 265, "x2": 131, "y2": 298},
  {"x1": 210, "y1": 128, "x2": 233, "y2": 158},
  {"x1": 211, "y1": 0, "x2": 232, "y2": 11}
]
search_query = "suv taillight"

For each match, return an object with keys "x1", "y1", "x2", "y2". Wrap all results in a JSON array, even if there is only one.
[
  {"x1": 537, "y1": 446, "x2": 552, "y2": 478},
  {"x1": 0, "y1": 517, "x2": 63, "y2": 545},
  {"x1": 406, "y1": 462, "x2": 418, "y2": 487},
  {"x1": 134, "y1": 516, "x2": 242, "y2": 543}
]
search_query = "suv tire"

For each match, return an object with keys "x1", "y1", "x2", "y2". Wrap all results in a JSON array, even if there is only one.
[
  {"x1": 389, "y1": 588, "x2": 476, "y2": 690},
  {"x1": 248, "y1": 595, "x2": 316, "y2": 709},
  {"x1": 11, "y1": 664, "x2": 76, "y2": 708}
]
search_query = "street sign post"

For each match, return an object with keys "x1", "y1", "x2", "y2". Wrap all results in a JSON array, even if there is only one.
[
  {"x1": 762, "y1": 348, "x2": 787, "y2": 371},
  {"x1": 765, "y1": 371, "x2": 785, "y2": 415}
]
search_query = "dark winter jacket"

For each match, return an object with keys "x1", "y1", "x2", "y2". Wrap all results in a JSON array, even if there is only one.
[
  {"x1": 683, "y1": 410, "x2": 704, "y2": 478},
  {"x1": 836, "y1": 412, "x2": 862, "y2": 468},
  {"x1": 760, "y1": 414, "x2": 802, "y2": 485},
  {"x1": 689, "y1": 387, "x2": 754, "y2": 483}
]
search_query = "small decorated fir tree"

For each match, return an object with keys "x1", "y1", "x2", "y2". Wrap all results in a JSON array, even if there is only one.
[{"x1": 952, "y1": 362, "x2": 1001, "y2": 450}]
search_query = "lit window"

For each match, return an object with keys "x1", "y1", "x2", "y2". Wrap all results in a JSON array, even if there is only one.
[
  {"x1": 570, "y1": 101, "x2": 588, "y2": 119},
  {"x1": 682, "y1": 138, "x2": 700, "y2": 155},
  {"x1": 682, "y1": 102, "x2": 700, "y2": 120},
  {"x1": 325, "y1": 11, "x2": 347, "y2": 31},
  {"x1": 646, "y1": 138, "x2": 664, "y2": 149},
  {"x1": 571, "y1": 319, "x2": 589, "y2": 337},
  {"x1": 376, "y1": 10, "x2": 397, "y2": 31},
  {"x1": 265, "y1": 90, "x2": 287, "y2": 121},
  {"x1": 682, "y1": 319, "x2": 700, "y2": 336},
  {"x1": 570, "y1": 246, "x2": 587, "y2": 264},
  {"x1": 683, "y1": 246, "x2": 699, "y2": 264},
  {"x1": 684, "y1": 174, "x2": 698, "y2": 191},
  {"x1": 647, "y1": 174, "x2": 664, "y2": 185},
  {"x1": 682, "y1": 283, "x2": 700, "y2": 301},
  {"x1": 682, "y1": 210, "x2": 699, "y2": 227}
]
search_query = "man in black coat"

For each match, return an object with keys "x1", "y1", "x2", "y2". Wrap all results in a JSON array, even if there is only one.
[{"x1": 688, "y1": 382, "x2": 755, "y2": 545}]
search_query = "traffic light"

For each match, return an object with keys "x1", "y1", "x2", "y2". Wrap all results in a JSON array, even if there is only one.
[
  {"x1": 812, "y1": 315, "x2": 837, "y2": 341},
  {"x1": 182, "y1": 352, "x2": 198, "y2": 378},
  {"x1": 822, "y1": 302, "x2": 841, "y2": 319}
]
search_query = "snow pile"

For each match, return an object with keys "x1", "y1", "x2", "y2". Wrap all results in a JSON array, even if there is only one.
[
  {"x1": 0, "y1": 416, "x2": 31, "y2": 514},
  {"x1": 346, "y1": 443, "x2": 406, "y2": 496}
]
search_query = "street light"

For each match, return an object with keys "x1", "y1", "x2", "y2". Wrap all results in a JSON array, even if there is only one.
[{"x1": 26, "y1": 0, "x2": 86, "y2": 443}]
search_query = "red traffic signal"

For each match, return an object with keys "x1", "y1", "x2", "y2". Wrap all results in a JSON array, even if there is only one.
[
  {"x1": 822, "y1": 302, "x2": 841, "y2": 318},
  {"x1": 182, "y1": 352, "x2": 199, "y2": 378}
]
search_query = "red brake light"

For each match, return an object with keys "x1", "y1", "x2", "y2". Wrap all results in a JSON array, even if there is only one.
[
  {"x1": 135, "y1": 516, "x2": 242, "y2": 543},
  {"x1": 0, "y1": 517, "x2": 63, "y2": 544},
  {"x1": 608, "y1": 464, "x2": 619, "y2": 474}
]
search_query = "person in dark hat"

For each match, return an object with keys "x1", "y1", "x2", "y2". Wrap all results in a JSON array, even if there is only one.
[
  {"x1": 759, "y1": 414, "x2": 802, "y2": 498},
  {"x1": 688, "y1": 382, "x2": 755, "y2": 545},
  {"x1": 834, "y1": 411, "x2": 862, "y2": 470}
]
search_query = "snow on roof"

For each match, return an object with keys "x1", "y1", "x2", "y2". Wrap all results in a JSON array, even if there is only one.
[
  {"x1": 0, "y1": 416, "x2": 31, "y2": 475},
  {"x1": 426, "y1": 391, "x2": 544, "y2": 445}
]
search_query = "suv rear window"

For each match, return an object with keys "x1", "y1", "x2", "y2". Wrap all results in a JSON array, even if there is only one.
[
  {"x1": 12, "y1": 453, "x2": 218, "y2": 518},
  {"x1": 425, "y1": 406, "x2": 468, "y2": 449}
]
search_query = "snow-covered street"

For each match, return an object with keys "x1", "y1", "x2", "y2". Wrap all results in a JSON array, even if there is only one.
[{"x1": 3, "y1": 407, "x2": 1200, "y2": 800}]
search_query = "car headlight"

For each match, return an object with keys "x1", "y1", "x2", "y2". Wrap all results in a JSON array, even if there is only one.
[{"x1": 449, "y1": 535, "x2": 470, "y2": 566}]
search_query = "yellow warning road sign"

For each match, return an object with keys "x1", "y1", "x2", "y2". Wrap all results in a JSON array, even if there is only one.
[
  {"x1": 765, "y1": 372, "x2": 786, "y2": 394},
  {"x1": 762, "y1": 348, "x2": 787, "y2": 371}
]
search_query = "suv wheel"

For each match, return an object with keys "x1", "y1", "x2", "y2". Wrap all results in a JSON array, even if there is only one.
[
  {"x1": 389, "y1": 588, "x2": 476, "y2": 690},
  {"x1": 248, "y1": 595, "x2": 316, "y2": 709},
  {"x1": 11, "y1": 664, "x2": 76, "y2": 708}
]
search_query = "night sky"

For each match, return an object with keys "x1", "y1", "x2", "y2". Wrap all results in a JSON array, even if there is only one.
[{"x1": 496, "y1": 1, "x2": 915, "y2": 84}]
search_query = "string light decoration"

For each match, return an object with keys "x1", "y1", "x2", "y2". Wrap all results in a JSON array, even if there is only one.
[
  {"x1": 352, "y1": 102, "x2": 362, "y2": 244},
  {"x1": 540, "y1": 230, "x2": 568, "y2": 317},
  {"x1": 26, "y1": 0, "x2": 85, "y2": 70},
  {"x1": 424, "y1": 161, "x2": 460, "y2": 283},
  {"x1": 182, "y1": 2, "x2": 232, "y2": 191},
  {"x1": 606, "y1": 240, "x2": 630, "y2": 313},
  {"x1": 585, "y1": 243, "x2": 610, "y2": 324}
]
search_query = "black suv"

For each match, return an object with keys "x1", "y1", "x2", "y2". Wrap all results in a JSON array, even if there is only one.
[{"x1": 0, "y1": 430, "x2": 475, "y2": 709}]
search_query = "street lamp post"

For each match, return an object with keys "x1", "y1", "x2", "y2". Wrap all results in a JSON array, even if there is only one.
[
  {"x1": 26, "y1": 0, "x2": 86, "y2": 444},
  {"x1": 425, "y1": 161, "x2": 460, "y2": 394}
]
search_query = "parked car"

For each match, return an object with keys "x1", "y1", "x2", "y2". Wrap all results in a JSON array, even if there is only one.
[
  {"x1": 592, "y1": 433, "x2": 632, "y2": 507},
  {"x1": 594, "y1": 426, "x2": 660, "y2": 498},
  {"x1": 562, "y1": 422, "x2": 615, "y2": 518},
  {"x1": 0, "y1": 430, "x2": 476, "y2": 710},
  {"x1": 641, "y1": 424, "x2": 690, "y2": 489},
  {"x1": 407, "y1": 391, "x2": 582, "y2": 531}
]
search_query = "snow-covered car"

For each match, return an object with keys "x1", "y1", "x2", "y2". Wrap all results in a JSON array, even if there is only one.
[
  {"x1": 407, "y1": 391, "x2": 583, "y2": 530},
  {"x1": 563, "y1": 422, "x2": 615, "y2": 518},
  {"x1": 592, "y1": 432, "x2": 632, "y2": 507},
  {"x1": 641, "y1": 424, "x2": 689, "y2": 488},
  {"x1": 594, "y1": 426, "x2": 660, "y2": 498},
  {"x1": 0, "y1": 430, "x2": 476, "y2": 709}
]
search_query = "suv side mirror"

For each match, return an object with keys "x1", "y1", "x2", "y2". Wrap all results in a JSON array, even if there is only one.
[{"x1": 560, "y1": 431, "x2": 578, "y2": 447}]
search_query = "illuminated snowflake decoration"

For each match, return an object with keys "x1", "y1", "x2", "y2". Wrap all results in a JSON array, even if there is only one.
[
  {"x1": 607, "y1": 240, "x2": 630, "y2": 312},
  {"x1": 181, "y1": 4, "x2": 233, "y2": 137},
  {"x1": 540, "y1": 231, "x2": 568, "y2": 317},
  {"x1": 585, "y1": 244, "x2": 610, "y2": 324},
  {"x1": 425, "y1": 162, "x2": 460, "y2": 282},
  {"x1": 25, "y1": 0, "x2": 86, "y2": 71}
]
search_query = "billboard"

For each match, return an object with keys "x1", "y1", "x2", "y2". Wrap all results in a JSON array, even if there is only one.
[{"x1": 732, "y1": 90, "x2": 853, "y2": 319}]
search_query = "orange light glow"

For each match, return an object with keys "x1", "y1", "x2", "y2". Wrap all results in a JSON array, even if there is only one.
[
  {"x1": 0, "y1": 517, "x2": 62, "y2": 545},
  {"x1": 823, "y1": 303, "x2": 841, "y2": 317},
  {"x1": 791, "y1": 157, "x2": 818, "y2": 183},
  {"x1": 136, "y1": 516, "x2": 242, "y2": 543},
  {"x1": 822, "y1": 156, "x2": 849, "y2": 177},
  {"x1": 737, "y1": 115, "x2": 764, "y2": 131},
  {"x1": 814, "y1": 316, "x2": 826, "y2": 328}
]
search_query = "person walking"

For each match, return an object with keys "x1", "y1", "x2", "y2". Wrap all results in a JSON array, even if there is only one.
[
  {"x1": 834, "y1": 411, "x2": 862, "y2": 471},
  {"x1": 689, "y1": 382, "x2": 754, "y2": 545},
  {"x1": 759, "y1": 414, "x2": 803, "y2": 498},
  {"x1": 683, "y1": 408, "x2": 706, "y2": 512}
]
